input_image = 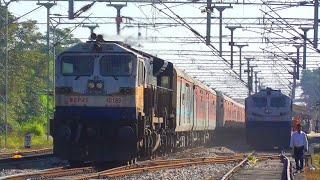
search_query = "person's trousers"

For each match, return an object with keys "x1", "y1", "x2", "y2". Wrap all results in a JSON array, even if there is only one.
[{"x1": 294, "y1": 146, "x2": 304, "y2": 170}]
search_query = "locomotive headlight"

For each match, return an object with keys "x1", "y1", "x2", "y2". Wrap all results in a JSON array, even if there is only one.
[
  {"x1": 88, "y1": 82, "x2": 95, "y2": 89},
  {"x1": 96, "y1": 82, "x2": 103, "y2": 89}
]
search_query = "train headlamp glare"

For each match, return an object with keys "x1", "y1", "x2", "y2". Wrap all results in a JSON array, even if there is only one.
[
  {"x1": 88, "y1": 82, "x2": 95, "y2": 89},
  {"x1": 96, "y1": 83, "x2": 103, "y2": 89}
]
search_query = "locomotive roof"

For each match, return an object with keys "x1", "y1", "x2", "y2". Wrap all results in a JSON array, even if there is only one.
[
  {"x1": 61, "y1": 39, "x2": 223, "y2": 97},
  {"x1": 62, "y1": 41, "x2": 154, "y2": 57},
  {"x1": 246, "y1": 87, "x2": 290, "y2": 100}
]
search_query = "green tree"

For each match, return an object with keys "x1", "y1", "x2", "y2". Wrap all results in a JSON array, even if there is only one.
[
  {"x1": 300, "y1": 68, "x2": 320, "y2": 107},
  {"x1": 0, "y1": 7, "x2": 80, "y2": 144}
]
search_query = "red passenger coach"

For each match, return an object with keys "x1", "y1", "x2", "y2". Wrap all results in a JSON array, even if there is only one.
[
  {"x1": 216, "y1": 93, "x2": 245, "y2": 130},
  {"x1": 194, "y1": 85, "x2": 206, "y2": 130},
  {"x1": 208, "y1": 93, "x2": 217, "y2": 130}
]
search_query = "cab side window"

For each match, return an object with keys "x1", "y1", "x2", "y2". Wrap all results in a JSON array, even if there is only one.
[
  {"x1": 161, "y1": 76, "x2": 170, "y2": 88},
  {"x1": 138, "y1": 61, "x2": 145, "y2": 85}
]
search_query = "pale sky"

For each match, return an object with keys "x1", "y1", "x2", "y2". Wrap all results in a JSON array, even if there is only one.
[{"x1": 4, "y1": 0, "x2": 320, "y2": 99}]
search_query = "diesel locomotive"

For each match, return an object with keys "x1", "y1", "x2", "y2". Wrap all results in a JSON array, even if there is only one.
[
  {"x1": 245, "y1": 88, "x2": 292, "y2": 149},
  {"x1": 51, "y1": 36, "x2": 245, "y2": 164}
]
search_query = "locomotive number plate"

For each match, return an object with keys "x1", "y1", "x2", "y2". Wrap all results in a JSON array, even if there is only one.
[
  {"x1": 106, "y1": 97, "x2": 122, "y2": 105},
  {"x1": 67, "y1": 96, "x2": 88, "y2": 105}
]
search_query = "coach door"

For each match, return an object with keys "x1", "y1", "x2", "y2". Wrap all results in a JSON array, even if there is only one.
[{"x1": 185, "y1": 83, "x2": 192, "y2": 125}]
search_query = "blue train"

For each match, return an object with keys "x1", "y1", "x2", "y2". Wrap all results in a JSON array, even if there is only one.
[
  {"x1": 51, "y1": 35, "x2": 245, "y2": 164},
  {"x1": 245, "y1": 88, "x2": 292, "y2": 149}
]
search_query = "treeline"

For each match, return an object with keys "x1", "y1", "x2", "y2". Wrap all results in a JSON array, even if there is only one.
[
  {"x1": 300, "y1": 68, "x2": 320, "y2": 107},
  {"x1": 0, "y1": 7, "x2": 80, "y2": 147}
]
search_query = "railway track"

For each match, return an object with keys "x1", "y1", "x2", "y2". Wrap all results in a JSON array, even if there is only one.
[
  {"x1": 0, "y1": 148, "x2": 52, "y2": 158},
  {"x1": 2, "y1": 166, "x2": 95, "y2": 180},
  {"x1": 221, "y1": 152, "x2": 294, "y2": 180},
  {"x1": 0, "y1": 148, "x2": 53, "y2": 164},
  {"x1": 4, "y1": 154, "x2": 249, "y2": 180}
]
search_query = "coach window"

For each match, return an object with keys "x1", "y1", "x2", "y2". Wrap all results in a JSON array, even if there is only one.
[{"x1": 138, "y1": 61, "x2": 145, "y2": 85}]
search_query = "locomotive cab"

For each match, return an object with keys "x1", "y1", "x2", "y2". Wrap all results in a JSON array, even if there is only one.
[
  {"x1": 245, "y1": 88, "x2": 292, "y2": 149},
  {"x1": 52, "y1": 39, "x2": 176, "y2": 163},
  {"x1": 53, "y1": 40, "x2": 150, "y2": 163}
]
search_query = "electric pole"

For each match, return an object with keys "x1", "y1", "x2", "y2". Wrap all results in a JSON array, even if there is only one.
[
  {"x1": 108, "y1": 3, "x2": 126, "y2": 35},
  {"x1": 235, "y1": 44, "x2": 248, "y2": 80},
  {"x1": 226, "y1": 25, "x2": 241, "y2": 69},
  {"x1": 254, "y1": 71, "x2": 260, "y2": 93},
  {"x1": 214, "y1": 6, "x2": 232, "y2": 57},
  {"x1": 205, "y1": 0, "x2": 212, "y2": 45},
  {"x1": 293, "y1": 44, "x2": 302, "y2": 80},
  {"x1": 37, "y1": 2, "x2": 56, "y2": 141},
  {"x1": 314, "y1": 0, "x2": 318, "y2": 48},
  {"x1": 244, "y1": 57, "x2": 254, "y2": 96},
  {"x1": 83, "y1": 24, "x2": 99, "y2": 34},
  {"x1": 300, "y1": 27, "x2": 311, "y2": 69},
  {"x1": 291, "y1": 63, "x2": 297, "y2": 99},
  {"x1": 2, "y1": 0, "x2": 17, "y2": 149}
]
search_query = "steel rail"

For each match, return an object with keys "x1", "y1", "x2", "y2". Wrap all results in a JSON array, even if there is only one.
[
  {"x1": 220, "y1": 153, "x2": 280, "y2": 180},
  {"x1": 2, "y1": 155, "x2": 246, "y2": 180},
  {"x1": 0, "y1": 148, "x2": 52, "y2": 158},
  {"x1": 220, "y1": 153, "x2": 253, "y2": 180},
  {"x1": 281, "y1": 153, "x2": 293, "y2": 180},
  {"x1": 0, "y1": 148, "x2": 53, "y2": 164},
  {"x1": 77, "y1": 155, "x2": 247, "y2": 180},
  {"x1": 4, "y1": 166, "x2": 95, "y2": 180}
]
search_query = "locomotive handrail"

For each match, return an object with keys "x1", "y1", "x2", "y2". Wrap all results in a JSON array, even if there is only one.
[{"x1": 146, "y1": 84, "x2": 174, "y2": 92}]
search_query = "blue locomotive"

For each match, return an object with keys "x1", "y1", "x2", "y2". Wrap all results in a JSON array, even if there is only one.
[
  {"x1": 245, "y1": 88, "x2": 292, "y2": 149},
  {"x1": 51, "y1": 35, "x2": 245, "y2": 164}
]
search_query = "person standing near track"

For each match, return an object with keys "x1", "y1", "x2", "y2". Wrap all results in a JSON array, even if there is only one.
[{"x1": 290, "y1": 124, "x2": 309, "y2": 173}]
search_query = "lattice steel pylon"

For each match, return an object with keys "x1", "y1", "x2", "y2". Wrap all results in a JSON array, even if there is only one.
[{"x1": 0, "y1": 3, "x2": 8, "y2": 149}]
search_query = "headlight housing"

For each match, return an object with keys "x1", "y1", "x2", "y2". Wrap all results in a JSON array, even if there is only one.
[
  {"x1": 96, "y1": 82, "x2": 103, "y2": 89},
  {"x1": 88, "y1": 82, "x2": 95, "y2": 89}
]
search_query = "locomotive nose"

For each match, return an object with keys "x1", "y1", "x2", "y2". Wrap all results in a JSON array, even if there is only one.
[
  {"x1": 117, "y1": 126, "x2": 135, "y2": 142},
  {"x1": 56, "y1": 125, "x2": 72, "y2": 140},
  {"x1": 86, "y1": 127, "x2": 96, "y2": 137}
]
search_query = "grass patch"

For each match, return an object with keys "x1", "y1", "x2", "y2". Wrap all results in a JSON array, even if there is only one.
[
  {"x1": 306, "y1": 145, "x2": 320, "y2": 180},
  {"x1": 247, "y1": 156, "x2": 258, "y2": 166},
  {"x1": 0, "y1": 133, "x2": 52, "y2": 152}
]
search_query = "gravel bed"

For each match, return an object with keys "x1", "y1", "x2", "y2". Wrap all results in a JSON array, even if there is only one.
[
  {"x1": 0, "y1": 169, "x2": 37, "y2": 177},
  {"x1": 159, "y1": 146, "x2": 237, "y2": 160},
  {"x1": 0, "y1": 146, "x2": 239, "y2": 178},
  {"x1": 113, "y1": 163, "x2": 237, "y2": 180},
  {"x1": 111, "y1": 147, "x2": 239, "y2": 180},
  {"x1": 0, "y1": 157, "x2": 67, "y2": 177}
]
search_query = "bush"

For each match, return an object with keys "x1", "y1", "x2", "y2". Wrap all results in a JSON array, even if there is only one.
[
  {"x1": 22, "y1": 121, "x2": 45, "y2": 136},
  {"x1": 0, "y1": 133, "x2": 52, "y2": 150}
]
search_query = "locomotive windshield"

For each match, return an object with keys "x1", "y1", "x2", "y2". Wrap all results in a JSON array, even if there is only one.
[
  {"x1": 270, "y1": 97, "x2": 286, "y2": 107},
  {"x1": 61, "y1": 55, "x2": 94, "y2": 76},
  {"x1": 100, "y1": 55, "x2": 132, "y2": 76},
  {"x1": 252, "y1": 97, "x2": 267, "y2": 108}
]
